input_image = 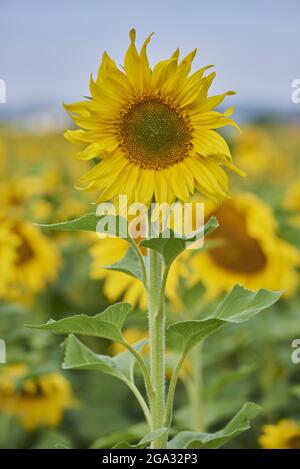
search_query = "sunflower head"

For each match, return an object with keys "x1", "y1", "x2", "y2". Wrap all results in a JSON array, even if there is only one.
[
  {"x1": 0, "y1": 217, "x2": 61, "y2": 302},
  {"x1": 65, "y1": 29, "x2": 243, "y2": 206},
  {"x1": 188, "y1": 193, "x2": 300, "y2": 299},
  {"x1": 0, "y1": 365, "x2": 75, "y2": 430},
  {"x1": 259, "y1": 420, "x2": 300, "y2": 449}
]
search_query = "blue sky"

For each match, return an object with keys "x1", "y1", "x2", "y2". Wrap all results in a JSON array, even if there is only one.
[{"x1": 1, "y1": 0, "x2": 299, "y2": 112}]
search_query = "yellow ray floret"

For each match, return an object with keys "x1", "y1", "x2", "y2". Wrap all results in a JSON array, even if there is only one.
[
  {"x1": 0, "y1": 364, "x2": 76, "y2": 431},
  {"x1": 259, "y1": 420, "x2": 300, "y2": 449}
]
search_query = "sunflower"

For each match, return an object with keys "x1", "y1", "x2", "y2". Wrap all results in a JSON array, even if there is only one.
[
  {"x1": 233, "y1": 125, "x2": 288, "y2": 178},
  {"x1": 64, "y1": 30, "x2": 243, "y2": 206},
  {"x1": 0, "y1": 178, "x2": 40, "y2": 212},
  {"x1": 188, "y1": 193, "x2": 300, "y2": 299},
  {"x1": 0, "y1": 217, "x2": 61, "y2": 302},
  {"x1": 284, "y1": 174, "x2": 300, "y2": 225},
  {"x1": 0, "y1": 364, "x2": 76, "y2": 431},
  {"x1": 259, "y1": 420, "x2": 300, "y2": 449},
  {"x1": 0, "y1": 221, "x2": 17, "y2": 297},
  {"x1": 90, "y1": 236, "x2": 186, "y2": 310}
]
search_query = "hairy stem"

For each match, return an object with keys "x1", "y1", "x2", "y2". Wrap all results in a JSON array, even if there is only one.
[
  {"x1": 148, "y1": 248, "x2": 167, "y2": 448},
  {"x1": 187, "y1": 343, "x2": 205, "y2": 431},
  {"x1": 123, "y1": 377, "x2": 152, "y2": 428},
  {"x1": 164, "y1": 353, "x2": 185, "y2": 428}
]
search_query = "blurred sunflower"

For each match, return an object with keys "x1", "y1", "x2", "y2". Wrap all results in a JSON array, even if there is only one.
[
  {"x1": 0, "y1": 217, "x2": 61, "y2": 302},
  {"x1": 0, "y1": 364, "x2": 76, "y2": 431},
  {"x1": 284, "y1": 174, "x2": 300, "y2": 225},
  {"x1": 89, "y1": 237, "x2": 186, "y2": 310},
  {"x1": 0, "y1": 221, "x2": 17, "y2": 297},
  {"x1": 188, "y1": 193, "x2": 300, "y2": 299},
  {"x1": 0, "y1": 178, "x2": 44, "y2": 217},
  {"x1": 259, "y1": 420, "x2": 300, "y2": 449},
  {"x1": 65, "y1": 29, "x2": 243, "y2": 206},
  {"x1": 233, "y1": 125, "x2": 287, "y2": 178}
]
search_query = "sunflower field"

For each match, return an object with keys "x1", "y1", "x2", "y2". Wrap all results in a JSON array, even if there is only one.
[{"x1": 1, "y1": 3, "x2": 300, "y2": 452}]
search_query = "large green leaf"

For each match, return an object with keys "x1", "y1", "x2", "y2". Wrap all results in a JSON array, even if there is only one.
[
  {"x1": 140, "y1": 216, "x2": 218, "y2": 266},
  {"x1": 38, "y1": 212, "x2": 99, "y2": 232},
  {"x1": 63, "y1": 334, "x2": 147, "y2": 381},
  {"x1": 211, "y1": 284, "x2": 283, "y2": 322},
  {"x1": 38, "y1": 212, "x2": 129, "y2": 238},
  {"x1": 168, "y1": 402, "x2": 262, "y2": 449},
  {"x1": 90, "y1": 422, "x2": 149, "y2": 449},
  {"x1": 112, "y1": 428, "x2": 168, "y2": 449},
  {"x1": 32, "y1": 430, "x2": 72, "y2": 449},
  {"x1": 168, "y1": 286, "x2": 282, "y2": 355},
  {"x1": 27, "y1": 303, "x2": 131, "y2": 343},
  {"x1": 106, "y1": 247, "x2": 142, "y2": 281}
]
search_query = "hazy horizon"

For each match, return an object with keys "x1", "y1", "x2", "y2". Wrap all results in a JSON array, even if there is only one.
[{"x1": 1, "y1": 0, "x2": 300, "y2": 116}]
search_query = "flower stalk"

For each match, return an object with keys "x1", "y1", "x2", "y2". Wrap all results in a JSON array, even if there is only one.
[
  {"x1": 147, "y1": 247, "x2": 167, "y2": 448},
  {"x1": 187, "y1": 343, "x2": 205, "y2": 432}
]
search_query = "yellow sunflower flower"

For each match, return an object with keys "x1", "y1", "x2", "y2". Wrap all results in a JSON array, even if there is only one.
[
  {"x1": 259, "y1": 420, "x2": 300, "y2": 449},
  {"x1": 65, "y1": 29, "x2": 243, "y2": 206},
  {"x1": 0, "y1": 364, "x2": 76, "y2": 431},
  {"x1": 188, "y1": 193, "x2": 300, "y2": 299},
  {"x1": 284, "y1": 174, "x2": 300, "y2": 225},
  {"x1": 89, "y1": 237, "x2": 186, "y2": 310},
  {"x1": 0, "y1": 217, "x2": 61, "y2": 302},
  {"x1": 0, "y1": 221, "x2": 17, "y2": 297},
  {"x1": 233, "y1": 125, "x2": 288, "y2": 178}
]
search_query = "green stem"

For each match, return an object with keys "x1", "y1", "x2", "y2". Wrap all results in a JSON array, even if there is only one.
[
  {"x1": 187, "y1": 342, "x2": 205, "y2": 431},
  {"x1": 148, "y1": 248, "x2": 167, "y2": 449},
  {"x1": 164, "y1": 353, "x2": 185, "y2": 428},
  {"x1": 123, "y1": 342, "x2": 154, "y2": 400},
  {"x1": 123, "y1": 377, "x2": 152, "y2": 428}
]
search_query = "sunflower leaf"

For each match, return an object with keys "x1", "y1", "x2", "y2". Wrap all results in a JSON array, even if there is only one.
[
  {"x1": 90, "y1": 422, "x2": 149, "y2": 449},
  {"x1": 27, "y1": 302, "x2": 131, "y2": 343},
  {"x1": 168, "y1": 402, "x2": 262, "y2": 449},
  {"x1": 168, "y1": 285, "x2": 282, "y2": 355},
  {"x1": 37, "y1": 212, "x2": 130, "y2": 238},
  {"x1": 112, "y1": 427, "x2": 168, "y2": 449},
  {"x1": 63, "y1": 334, "x2": 147, "y2": 381},
  {"x1": 105, "y1": 247, "x2": 142, "y2": 281},
  {"x1": 140, "y1": 216, "x2": 218, "y2": 266}
]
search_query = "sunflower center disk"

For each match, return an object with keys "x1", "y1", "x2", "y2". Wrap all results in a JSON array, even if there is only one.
[
  {"x1": 119, "y1": 98, "x2": 192, "y2": 170},
  {"x1": 208, "y1": 205, "x2": 267, "y2": 274},
  {"x1": 13, "y1": 225, "x2": 35, "y2": 266}
]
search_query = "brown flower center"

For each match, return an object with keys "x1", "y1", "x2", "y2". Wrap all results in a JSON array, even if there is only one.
[
  {"x1": 208, "y1": 204, "x2": 267, "y2": 274},
  {"x1": 287, "y1": 435, "x2": 300, "y2": 449},
  {"x1": 118, "y1": 96, "x2": 192, "y2": 170},
  {"x1": 13, "y1": 226, "x2": 35, "y2": 266}
]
